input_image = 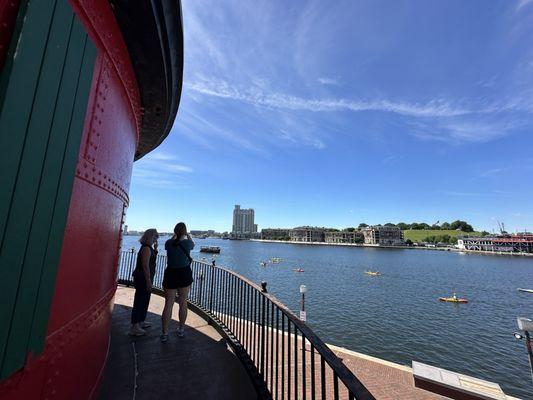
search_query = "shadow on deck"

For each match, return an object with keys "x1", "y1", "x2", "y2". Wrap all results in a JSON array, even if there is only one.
[{"x1": 98, "y1": 286, "x2": 256, "y2": 400}]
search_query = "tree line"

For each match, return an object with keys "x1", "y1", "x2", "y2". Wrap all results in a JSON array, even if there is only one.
[{"x1": 341, "y1": 220, "x2": 475, "y2": 233}]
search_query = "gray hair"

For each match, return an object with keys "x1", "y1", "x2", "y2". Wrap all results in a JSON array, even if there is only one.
[{"x1": 139, "y1": 228, "x2": 158, "y2": 246}]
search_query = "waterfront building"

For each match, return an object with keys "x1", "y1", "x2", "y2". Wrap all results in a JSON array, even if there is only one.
[
  {"x1": 290, "y1": 226, "x2": 326, "y2": 242},
  {"x1": 362, "y1": 225, "x2": 404, "y2": 246},
  {"x1": 261, "y1": 228, "x2": 291, "y2": 241},
  {"x1": 325, "y1": 231, "x2": 364, "y2": 244},
  {"x1": 457, "y1": 233, "x2": 533, "y2": 253},
  {"x1": 232, "y1": 205, "x2": 258, "y2": 239}
]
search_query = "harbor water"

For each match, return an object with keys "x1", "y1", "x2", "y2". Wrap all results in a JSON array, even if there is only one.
[{"x1": 121, "y1": 236, "x2": 533, "y2": 398}]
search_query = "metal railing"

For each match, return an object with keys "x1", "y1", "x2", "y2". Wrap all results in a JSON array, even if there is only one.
[{"x1": 118, "y1": 249, "x2": 374, "y2": 400}]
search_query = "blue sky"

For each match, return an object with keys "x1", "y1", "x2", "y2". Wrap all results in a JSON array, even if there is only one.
[{"x1": 126, "y1": 0, "x2": 533, "y2": 233}]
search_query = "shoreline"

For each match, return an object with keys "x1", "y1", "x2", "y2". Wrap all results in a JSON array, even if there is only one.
[{"x1": 250, "y1": 239, "x2": 533, "y2": 257}]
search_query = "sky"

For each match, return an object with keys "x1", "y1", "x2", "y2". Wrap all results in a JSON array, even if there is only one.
[{"x1": 126, "y1": 0, "x2": 533, "y2": 233}]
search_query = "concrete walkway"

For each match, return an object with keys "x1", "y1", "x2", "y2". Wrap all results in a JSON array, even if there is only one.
[{"x1": 98, "y1": 286, "x2": 256, "y2": 400}]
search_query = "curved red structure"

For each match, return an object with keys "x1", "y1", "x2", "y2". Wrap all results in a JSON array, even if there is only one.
[{"x1": 0, "y1": 1, "x2": 183, "y2": 399}]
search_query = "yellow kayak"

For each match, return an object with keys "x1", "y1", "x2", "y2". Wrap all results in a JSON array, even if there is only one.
[
  {"x1": 365, "y1": 271, "x2": 382, "y2": 276},
  {"x1": 439, "y1": 297, "x2": 468, "y2": 303}
]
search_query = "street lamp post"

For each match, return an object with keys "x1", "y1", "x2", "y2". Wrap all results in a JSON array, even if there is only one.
[
  {"x1": 515, "y1": 317, "x2": 533, "y2": 383},
  {"x1": 299, "y1": 285, "x2": 307, "y2": 322}
]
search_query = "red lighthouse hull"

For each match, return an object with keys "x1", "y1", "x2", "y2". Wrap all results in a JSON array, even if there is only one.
[{"x1": 0, "y1": 1, "x2": 183, "y2": 398}]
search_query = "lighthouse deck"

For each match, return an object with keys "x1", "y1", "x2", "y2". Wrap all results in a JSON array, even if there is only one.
[{"x1": 98, "y1": 286, "x2": 255, "y2": 400}]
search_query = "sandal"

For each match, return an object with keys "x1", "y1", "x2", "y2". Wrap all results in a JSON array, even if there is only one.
[{"x1": 176, "y1": 326, "x2": 185, "y2": 338}]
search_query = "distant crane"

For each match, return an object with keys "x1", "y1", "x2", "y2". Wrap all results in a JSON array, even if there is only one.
[{"x1": 496, "y1": 220, "x2": 506, "y2": 235}]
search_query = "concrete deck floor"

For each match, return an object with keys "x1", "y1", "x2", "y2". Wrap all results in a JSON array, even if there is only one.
[{"x1": 98, "y1": 286, "x2": 256, "y2": 400}]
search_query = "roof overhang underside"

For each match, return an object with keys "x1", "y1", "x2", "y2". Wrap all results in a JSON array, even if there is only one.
[{"x1": 109, "y1": 0, "x2": 184, "y2": 160}]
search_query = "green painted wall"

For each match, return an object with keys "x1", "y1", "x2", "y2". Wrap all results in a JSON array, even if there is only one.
[{"x1": 0, "y1": 1, "x2": 97, "y2": 378}]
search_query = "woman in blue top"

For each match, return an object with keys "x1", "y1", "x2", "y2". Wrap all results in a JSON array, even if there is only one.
[{"x1": 161, "y1": 222, "x2": 194, "y2": 342}]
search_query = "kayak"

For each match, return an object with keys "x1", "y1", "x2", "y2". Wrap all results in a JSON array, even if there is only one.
[
  {"x1": 518, "y1": 288, "x2": 533, "y2": 293},
  {"x1": 365, "y1": 271, "x2": 382, "y2": 276},
  {"x1": 439, "y1": 297, "x2": 468, "y2": 303}
]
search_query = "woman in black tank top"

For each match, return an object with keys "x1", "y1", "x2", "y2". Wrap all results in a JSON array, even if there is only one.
[{"x1": 129, "y1": 228, "x2": 159, "y2": 336}]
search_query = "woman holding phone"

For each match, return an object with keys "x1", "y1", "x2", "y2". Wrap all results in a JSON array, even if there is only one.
[
  {"x1": 161, "y1": 222, "x2": 194, "y2": 342},
  {"x1": 130, "y1": 228, "x2": 159, "y2": 336}
]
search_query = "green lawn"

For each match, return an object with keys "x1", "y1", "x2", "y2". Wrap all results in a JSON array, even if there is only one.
[{"x1": 403, "y1": 229, "x2": 480, "y2": 242}]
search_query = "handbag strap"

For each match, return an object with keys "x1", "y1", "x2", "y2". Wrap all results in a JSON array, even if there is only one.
[{"x1": 177, "y1": 241, "x2": 193, "y2": 265}]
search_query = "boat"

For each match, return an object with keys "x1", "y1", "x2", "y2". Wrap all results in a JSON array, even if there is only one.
[
  {"x1": 270, "y1": 257, "x2": 282, "y2": 263},
  {"x1": 518, "y1": 288, "x2": 533, "y2": 293},
  {"x1": 293, "y1": 268, "x2": 305, "y2": 273},
  {"x1": 200, "y1": 246, "x2": 221, "y2": 254},
  {"x1": 365, "y1": 271, "x2": 382, "y2": 276},
  {"x1": 0, "y1": 2, "x2": 183, "y2": 398},
  {"x1": 439, "y1": 293, "x2": 468, "y2": 303}
]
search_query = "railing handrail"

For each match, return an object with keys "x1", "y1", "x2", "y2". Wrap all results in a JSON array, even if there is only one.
[
  {"x1": 193, "y1": 260, "x2": 373, "y2": 398},
  {"x1": 118, "y1": 249, "x2": 375, "y2": 399}
]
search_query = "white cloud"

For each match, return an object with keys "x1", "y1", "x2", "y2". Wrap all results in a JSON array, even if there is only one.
[
  {"x1": 132, "y1": 151, "x2": 194, "y2": 188},
  {"x1": 144, "y1": 152, "x2": 178, "y2": 161},
  {"x1": 179, "y1": 108, "x2": 266, "y2": 154},
  {"x1": 382, "y1": 155, "x2": 403, "y2": 165},
  {"x1": 480, "y1": 167, "x2": 507, "y2": 177},
  {"x1": 409, "y1": 116, "x2": 523, "y2": 144},
  {"x1": 442, "y1": 190, "x2": 507, "y2": 197},
  {"x1": 164, "y1": 164, "x2": 194, "y2": 173},
  {"x1": 186, "y1": 79, "x2": 470, "y2": 118},
  {"x1": 317, "y1": 77, "x2": 340, "y2": 86},
  {"x1": 178, "y1": 0, "x2": 533, "y2": 152},
  {"x1": 517, "y1": 0, "x2": 533, "y2": 10},
  {"x1": 279, "y1": 129, "x2": 325, "y2": 149}
]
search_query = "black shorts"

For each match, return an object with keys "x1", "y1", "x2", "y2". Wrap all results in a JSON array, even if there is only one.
[{"x1": 163, "y1": 266, "x2": 193, "y2": 289}]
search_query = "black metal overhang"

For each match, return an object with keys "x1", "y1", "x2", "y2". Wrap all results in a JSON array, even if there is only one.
[{"x1": 109, "y1": 0, "x2": 184, "y2": 160}]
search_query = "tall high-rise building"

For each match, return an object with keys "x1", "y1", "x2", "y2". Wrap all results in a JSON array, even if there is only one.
[{"x1": 232, "y1": 205, "x2": 257, "y2": 238}]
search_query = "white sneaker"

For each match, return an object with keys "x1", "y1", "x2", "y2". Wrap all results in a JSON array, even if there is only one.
[{"x1": 128, "y1": 326, "x2": 146, "y2": 336}]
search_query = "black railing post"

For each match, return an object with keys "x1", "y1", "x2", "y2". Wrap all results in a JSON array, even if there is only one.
[
  {"x1": 270, "y1": 301, "x2": 274, "y2": 394},
  {"x1": 127, "y1": 248, "x2": 135, "y2": 287},
  {"x1": 302, "y1": 335, "x2": 306, "y2": 400},
  {"x1": 287, "y1": 320, "x2": 291, "y2": 400},
  {"x1": 276, "y1": 308, "x2": 280, "y2": 400},
  {"x1": 294, "y1": 327, "x2": 298, "y2": 400},
  {"x1": 320, "y1": 357, "x2": 326, "y2": 399},
  {"x1": 198, "y1": 267, "x2": 205, "y2": 306},
  {"x1": 310, "y1": 344, "x2": 316, "y2": 400},
  {"x1": 281, "y1": 313, "x2": 285, "y2": 400},
  {"x1": 208, "y1": 262, "x2": 215, "y2": 313}
]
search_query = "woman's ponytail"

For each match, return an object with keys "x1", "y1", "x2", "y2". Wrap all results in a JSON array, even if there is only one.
[{"x1": 172, "y1": 222, "x2": 187, "y2": 246}]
